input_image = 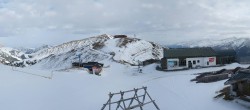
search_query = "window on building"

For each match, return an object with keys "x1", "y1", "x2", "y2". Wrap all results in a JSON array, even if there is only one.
[
  {"x1": 174, "y1": 61, "x2": 177, "y2": 66},
  {"x1": 179, "y1": 59, "x2": 186, "y2": 66},
  {"x1": 197, "y1": 60, "x2": 200, "y2": 63},
  {"x1": 168, "y1": 61, "x2": 178, "y2": 68},
  {"x1": 193, "y1": 60, "x2": 196, "y2": 64}
]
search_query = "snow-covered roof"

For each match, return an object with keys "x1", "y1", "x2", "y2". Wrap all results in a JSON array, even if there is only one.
[{"x1": 225, "y1": 69, "x2": 250, "y2": 85}]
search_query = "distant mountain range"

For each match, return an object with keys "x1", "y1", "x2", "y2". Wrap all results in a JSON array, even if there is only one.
[
  {"x1": 0, "y1": 47, "x2": 23, "y2": 64},
  {"x1": 169, "y1": 37, "x2": 250, "y2": 63},
  {"x1": 0, "y1": 34, "x2": 163, "y2": 69},
  {"x1": 0, "y1": 44, "x2": 52, "y2": 64},
  {"x1": 17, "y1": 45, "x2": 52, "y2": 54},
  {"x1": 2, "y1": 35, "x2": 250, "y2": 68}
]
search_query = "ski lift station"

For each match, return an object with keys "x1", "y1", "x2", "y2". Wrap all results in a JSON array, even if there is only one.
[{"x1": 160, "y1": 47, "x2": 217, "y2": 70}]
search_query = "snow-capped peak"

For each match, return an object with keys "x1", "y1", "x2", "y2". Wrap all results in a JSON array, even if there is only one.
[
  {"x1": 0, "y1": 46, "x2": 23, "y2": 64},
  {"x1": 31, "y1": 34, "x2": 111, "y2": 60},
  {"x1": 25, "y1": 34, "x2": 163, "y2": 69},
  {"x1": 173, "y1": 37, "x2": 249, "y2": 50}
]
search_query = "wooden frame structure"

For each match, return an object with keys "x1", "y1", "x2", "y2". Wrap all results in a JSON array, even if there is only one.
[{"x1": 101, "y1": 87, "x2": 160, "y2": 110}]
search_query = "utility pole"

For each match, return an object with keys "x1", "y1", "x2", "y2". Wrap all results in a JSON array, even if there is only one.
[
  {"x1": 138, "y1": 60, "x2": 142, "y2": 73},
  {"x1": 77, "y1": 54, "x2": 82, "y2": 67}
]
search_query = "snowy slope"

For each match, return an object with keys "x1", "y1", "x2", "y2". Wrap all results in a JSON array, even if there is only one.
[
  {"x1": 0, "y1": 62, "x2": 249, "y2": 110},
  {"x1": 102, "y1": 37, "x2": 163, "y2": 65},
  {"x1": 37, "y1": 47, "x2": 110, "y2": 69},
  {"x1": 1, "y1": 47, "x2": 27, "y2": 58},
  {"x1": 29, "y1": 34, "x2": 163, "y2": 69},
  {"x1": 0, "y1": 47, "x2": 24, "y2": 64},
  {"x1": 17, "y1": 45, "x2": 52, "y2": 54},
  {"x1": 31, "y1": 34, "x2": 111, "y2": 60}
]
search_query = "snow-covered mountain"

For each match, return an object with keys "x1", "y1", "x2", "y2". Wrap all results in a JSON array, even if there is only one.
[
  {"x1": 172, "y1": 37, "x2": 249, "y2": 49},
  {"x1": 17, "y1": 45, "x2": 52, "y2": 54},
  {"x1": 170, "y1": 37, "x2": 250, "y2": 63},
  {"x1": 0, "y1": 47, "x2": 24, "y2": 64},
  {"x1": 27, "y1": 34, "x2": 163, "y2": 69}
]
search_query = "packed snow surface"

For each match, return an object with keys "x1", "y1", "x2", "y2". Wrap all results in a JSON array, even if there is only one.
[{"x1": 0, "y1": 63, "x2": 249, "y2": 110}]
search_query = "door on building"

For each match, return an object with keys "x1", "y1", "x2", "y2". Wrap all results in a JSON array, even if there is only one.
[{"x1": 188, "y1": 61, "x2": 192, "y2": 68}]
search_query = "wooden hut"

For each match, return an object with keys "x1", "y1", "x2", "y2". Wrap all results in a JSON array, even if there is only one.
[{"x1": 72, "y1": 62, "x2": 104, "y2": 75}]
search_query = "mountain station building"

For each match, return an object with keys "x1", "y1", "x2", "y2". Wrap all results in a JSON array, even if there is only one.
[
  {"x1": 160, "y1": 47, "x2": 217, "y2": 70},
  {"x1": 214, "y1": 49, "x2": 236, "y2": 65}
]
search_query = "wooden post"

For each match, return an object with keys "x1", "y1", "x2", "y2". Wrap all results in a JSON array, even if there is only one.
[
  {"x1": 144, "y1": 87, "x2": 160, "y2": 110},
  {"x1": 101, "y1": 87, "x2": 160, "y2": 110},
  {"x1": 101, "y1": 92, "x2": 113, "y2": 110}
]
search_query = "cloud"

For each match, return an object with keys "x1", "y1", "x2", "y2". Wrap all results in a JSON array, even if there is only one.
[{"x1": 1, "y1": 0, "x2": 250, "y2": 47}]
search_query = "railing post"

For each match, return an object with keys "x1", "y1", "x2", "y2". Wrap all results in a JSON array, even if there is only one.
[{"x1": 101, "y1": 87, "x2": 160, "y2": 110}]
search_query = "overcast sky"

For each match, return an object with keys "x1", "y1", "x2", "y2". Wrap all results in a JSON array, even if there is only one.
[{"x1": 1, "y1": 0, "x2": 250, "y2": 47}]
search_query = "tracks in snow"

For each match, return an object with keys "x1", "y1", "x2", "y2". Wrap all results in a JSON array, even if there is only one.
[{"x1": 11, "y1": 67, "x2": 53, "y2": 79}]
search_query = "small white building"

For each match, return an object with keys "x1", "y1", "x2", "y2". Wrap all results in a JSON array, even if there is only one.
[{"x1": 161, "y1": 47, "x2": 217, "y2": 70}]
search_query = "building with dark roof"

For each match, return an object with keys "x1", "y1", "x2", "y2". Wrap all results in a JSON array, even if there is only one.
[
  {"x1": 113, "y1": 35, "x2": 127, "y2": 38},
  {"x1": 160, "y1": 47, "x2": 217, "y2": 70},
  {"x1": 163, "y1": 47, "x2": 217, "y2": 58},
  {"x1": 214, "y1": 49, "x2": 236, "y2": 65}
]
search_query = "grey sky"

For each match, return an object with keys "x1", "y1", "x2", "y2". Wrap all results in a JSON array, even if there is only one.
[{"x1": 0, "y1": 0, "x2": 250, "y2": 47}]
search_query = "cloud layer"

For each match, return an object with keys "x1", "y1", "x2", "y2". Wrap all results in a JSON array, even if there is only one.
[{"x1": 0, "y1": 0, "x2": 250, "y2": 47}]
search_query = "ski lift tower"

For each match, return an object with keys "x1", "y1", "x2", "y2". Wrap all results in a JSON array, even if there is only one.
[
  {"x1": 138, "y1": 60, "x2": 142, "y2": 73},
  {"x1": 76, "y1": 52, "x2": 82, "y2": 67}
]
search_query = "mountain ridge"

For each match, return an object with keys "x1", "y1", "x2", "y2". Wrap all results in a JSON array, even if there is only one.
[
  {"x1": 170, "y1": 37, "x2": 250, "y2": 63},
  {"x1": 1, "y1": 34, "x2": 163, "y2": 69}
]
